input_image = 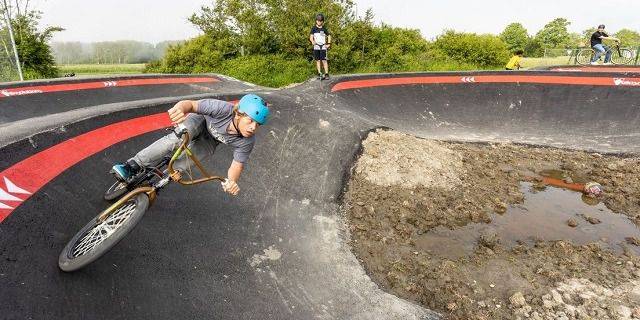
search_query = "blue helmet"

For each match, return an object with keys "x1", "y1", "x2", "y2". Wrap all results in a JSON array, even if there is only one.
[{"x1": 238, "y1": 94, "x2": 269, "y2": 125}]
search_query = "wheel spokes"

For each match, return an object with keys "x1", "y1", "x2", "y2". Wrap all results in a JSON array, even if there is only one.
[{"x1": 72, "y1": 201, "x2": 138, "y2": 258}]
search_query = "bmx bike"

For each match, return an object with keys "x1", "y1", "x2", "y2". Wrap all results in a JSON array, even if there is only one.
[
  {"x1": 58, "y1": 124, "x2": 226, "y2": 272},
  {"x1": 575, "y1": 43, "x2": 635, "y2": 66}
]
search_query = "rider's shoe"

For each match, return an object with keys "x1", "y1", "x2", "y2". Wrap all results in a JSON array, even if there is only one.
[
  {"x1": 322, "y1": 73, "x2": 330, "y2": 80},
  {"x1": 110, "y1": 160, "x2": 142, "y2": 182},
  {"x1": 603, "y1": 62, "x2": 613, "y2": 65},
  {"x1": 317, "y1": 73, "x2": 323, "y2": 80},
  {"x1": 590, "y1": 61, "x2": 599, "y2": 65}
]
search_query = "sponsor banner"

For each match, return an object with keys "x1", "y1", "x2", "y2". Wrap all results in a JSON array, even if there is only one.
[
  {"x1": 332, "y1": 75, "x2": 640, "y2": 92},
  {"x1": 0, "y1": 77, "x2": 218, "y2": 98}
]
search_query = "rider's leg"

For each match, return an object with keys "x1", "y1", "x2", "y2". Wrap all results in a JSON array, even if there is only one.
[
  {"x1": 603, "y1": 45, "x2": 612, "y2": 63},
  {"x1": 129, "y1": 114, "x2": 206, "y2": 169},
  {"x1": 322, "y1": 59, "x2": 329, "y2": 77},
  {"x1": 592, "y1": 44, "x2": 605, "y2": 63}
]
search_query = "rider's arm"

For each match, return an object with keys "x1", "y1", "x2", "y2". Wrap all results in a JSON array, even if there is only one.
[
  {"x1": 327, "y1": 35, "x2": 331, "y2": 47},
  {"x1": 223, "y1": 160, "x2": 244, "y2": 195},
  {"x1": 601, "y1": 36, "x2": 620, "y2": 42},
  {"x1": 309, "y1": 34, "x2": 315, "y2": 45},
  {"x1": 168, "y1": 100, "x2": 199, "y2": 123},
  {"x1": 228, "y1": 160, "x2": 243, "y2": 182}
]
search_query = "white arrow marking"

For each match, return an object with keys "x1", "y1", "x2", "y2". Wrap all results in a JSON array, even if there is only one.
[
  {"x1": 4, "y1": 177, "x2": 30, "y2": 194},
  {"x1": 0, "y1": 187, "x2": 21, "y2": 201},
  {"x1": 0, "y1": 201, "x2": 13, "y2": 209}
]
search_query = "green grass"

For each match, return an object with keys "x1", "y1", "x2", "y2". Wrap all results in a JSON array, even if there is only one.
[
  {"x1": 520, "y1": 56, "x2": 573, "y2": 69},
  {"x1": 58, "y1": 64, "x2": 146, "y2": 76}
]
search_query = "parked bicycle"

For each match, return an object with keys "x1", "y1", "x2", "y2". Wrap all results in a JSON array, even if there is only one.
[
  {"x1": 575, "y1": 43, "x2": 635, "y2": 66},
  {"x1": 58, "y1": 124, "x2": 226, "y2": 272}
]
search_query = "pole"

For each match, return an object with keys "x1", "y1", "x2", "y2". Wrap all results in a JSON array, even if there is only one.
[{"x1": 3, "y1": 0, "x2": 23, "y2": 81}]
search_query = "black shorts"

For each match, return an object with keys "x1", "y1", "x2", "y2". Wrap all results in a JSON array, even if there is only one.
[{"x1": 313, "y1": 49, "x2": 327, "y2": 61}]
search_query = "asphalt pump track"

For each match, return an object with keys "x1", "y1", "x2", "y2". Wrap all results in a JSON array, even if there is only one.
[{"x1": 1, "y1": 70, "x2": 639, "y2": 319}]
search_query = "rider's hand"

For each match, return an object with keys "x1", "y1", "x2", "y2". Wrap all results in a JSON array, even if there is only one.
[
  {"x1": 326, "y1": 43, "x2": 331, "y2": 49},
  {"x1": 222, "y1": 179, "x2": 240, "y2": 196},
  {"x1": 168, "y1": 103, "x2": 189, "y2": 124}
]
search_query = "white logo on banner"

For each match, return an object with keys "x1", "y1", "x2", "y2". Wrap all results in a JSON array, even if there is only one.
[
  {"x1": 1, "y1": 89, "x2": 44, "y2": 97},
  {"x1": 613, "y1": 78, "x2": 640, "y2": 86},
  {"x1": 461, "y1": 76, "x2": 476, "y2": 83}
]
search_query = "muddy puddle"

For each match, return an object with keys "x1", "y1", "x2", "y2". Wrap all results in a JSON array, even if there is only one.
[
  {"x1": 345, "y1": 129, "x2": 640, "y2": 320},
  {"x1": 416, "y1": 182, "x2": 640, "y2": 260}
]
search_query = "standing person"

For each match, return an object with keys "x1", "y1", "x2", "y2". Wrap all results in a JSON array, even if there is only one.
[
  {"x1": 590, "y1": 24, "x2": 620, "y2": 65},
  {"x1": 310, "y1": 13, "x2": 331, "y2": 80},
  {"x1": 505, "y1": 50, "x2": 524, "y2": 70}
]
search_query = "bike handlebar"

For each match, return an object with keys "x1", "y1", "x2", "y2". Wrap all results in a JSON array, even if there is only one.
[{"x1": 167, "y1": 126, "x2": 226, "y2": 185}]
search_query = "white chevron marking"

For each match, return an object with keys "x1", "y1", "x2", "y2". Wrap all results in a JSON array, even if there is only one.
[
  {"x1": 4, "y1": 177, "x2": 30, "y2": 194},
  {"x1": 0, "y1": 201, "x2": 13, "y2": 209}
]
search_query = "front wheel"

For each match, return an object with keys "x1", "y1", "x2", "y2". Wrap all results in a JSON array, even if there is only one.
[
  {"x1": 58, "y1": 193, "x2": 150, "y2": 272},
  {"x1": 576, "y1": 49, "x2": 594, "y2": 65},
  {"x1": 104, "y1": 180, "x2": 129, "y2": 201},
  {"x1": 611, "y1": 48, "x2": 634, "y2": 65}
]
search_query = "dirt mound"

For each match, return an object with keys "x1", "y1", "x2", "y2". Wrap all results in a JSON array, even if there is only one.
[{"x1": 344, "y1": 129, "x2": 640, "y2": 320}]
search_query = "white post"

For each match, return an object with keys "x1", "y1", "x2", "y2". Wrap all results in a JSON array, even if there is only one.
[{"x1": 2, "y1": 0, "x2": 23, "y2": 80}]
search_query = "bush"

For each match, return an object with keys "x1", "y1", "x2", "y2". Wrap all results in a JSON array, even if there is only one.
[
  {"x1": 220, "y1": 55, "x2": 312, "y2": 87},
  {"x1": 431, "y1": 31, "x2": 510, "y2": 68}
]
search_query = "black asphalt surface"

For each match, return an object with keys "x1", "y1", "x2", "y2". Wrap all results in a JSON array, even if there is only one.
[{"x1": 1, "y1": 71, "x2": 639, "y2": 319}]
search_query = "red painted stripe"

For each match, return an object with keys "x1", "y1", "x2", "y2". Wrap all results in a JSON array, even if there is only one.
[
  {"x1": 0, "y1": 77, "x2": 218, "y2": 98},
  {"x1": 331, "y1": 75, "x2": 640, "y2": 92},
  {"x1": 0, "y1": 113, "x2": 172, "y2": 222}
]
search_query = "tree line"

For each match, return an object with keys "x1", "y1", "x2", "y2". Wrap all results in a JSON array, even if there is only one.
[
  {"x1": 146, "y1": 0, "x2": 640, "y2": 86},
  {"x1": 500, "y1": 18, "x2": 640, "y2": 57},
  {"x1": 51, "y1": 40, "x2": 182, "y2": 65}
]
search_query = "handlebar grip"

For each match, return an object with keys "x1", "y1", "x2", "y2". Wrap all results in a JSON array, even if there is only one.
[{"x1": 174, "y1": 124, "x2": 188, "y2": 138}]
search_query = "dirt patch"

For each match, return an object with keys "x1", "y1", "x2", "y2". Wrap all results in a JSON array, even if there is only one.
[{"x1": 344, "y1": 129, "x2": 640, "y2": 320}]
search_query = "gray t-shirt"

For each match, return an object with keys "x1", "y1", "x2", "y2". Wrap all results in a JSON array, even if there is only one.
[{"x1": 196, "y1": 99, "x2": 255, "y2": 163}]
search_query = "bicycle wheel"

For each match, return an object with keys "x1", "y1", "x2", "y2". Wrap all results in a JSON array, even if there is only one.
[
  {"x1": 103, "y1": 180, "x2": 129, "y2": 201},
  {"x1": 576, "y1": 49, "x2": 595, "y2": 65},
  {"x1": 58, "y1": 193, "x2": 150, "y2": 272},
  {"x1": 611, "y1": 48, "x2": 634, "y2": 65}
]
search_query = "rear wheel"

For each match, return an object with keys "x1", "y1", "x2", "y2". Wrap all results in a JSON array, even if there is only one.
[
  {"x1": 58, "y1": 193, "x2": 150, "y2": 272},
  {"x1": 611, "y1": 48, "x2": 634, "y2": 65},
  {"x1": 576, "y1": 49, "x2": 594, "y2": 65}
]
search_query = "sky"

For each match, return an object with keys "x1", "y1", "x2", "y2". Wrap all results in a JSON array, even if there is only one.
[{"x1": 31, "y1": 0, "x2": 640, "y2": 44}]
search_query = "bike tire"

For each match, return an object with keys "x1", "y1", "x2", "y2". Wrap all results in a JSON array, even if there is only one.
[
  {"x1": 576, "y1": 49, "x2": 594, "y2": 65},
  {"x1": 612, "y1": 48, "x2": 634, "y2": 65},
  {"x1": 58, "y1": 193, "x2": 150, "y2": 272},
  {"x1": 103, "y1": 180, "x2": 129, "y2": 201}
]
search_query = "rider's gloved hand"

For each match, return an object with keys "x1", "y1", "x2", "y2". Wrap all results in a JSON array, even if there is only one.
[
  {"x1": 222, "y1": 179, "x2": 240, "y2": 196},
  {"x1": 168, "y1": 103, "x2": 189, "y2": 124}
]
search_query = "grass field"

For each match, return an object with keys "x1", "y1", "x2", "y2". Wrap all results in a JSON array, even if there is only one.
[
  {"x1": 58, "y1": 64, "x2": 146, "y2": 75},
  {"x1": 55, "y1": 57, "x2": 576, "y2": 78},
  {"x1": 520, "y1": 56, "x2": 573, "y2": 69}
]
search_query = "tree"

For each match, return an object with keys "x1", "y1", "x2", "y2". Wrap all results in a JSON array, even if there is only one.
[
  {"x1": 11, "y1": 11, "x2": 63, "y2": 78},
  {"x1": 432, "y1": 31, "x2": 510, "y2": 68},
  {"x1": 500, "y1": 23, "x2": 528, "y2": 52},
  {"x1": 535, "y1": 18, "x2": 571, "y2": 49},
  {"x1": 1, "y1": 1, "x2": 63, "y2": 79},
  {"x1": 524, "y1": 37, "x2": 543, "y2": 57},
  {"x1": 615, "y1": 29, "x2": 640, "y2": 47}
]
